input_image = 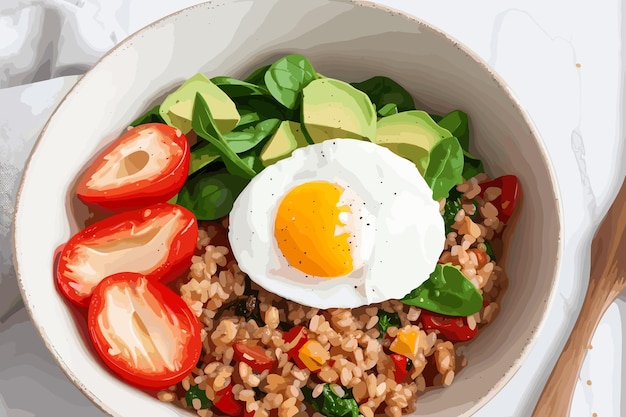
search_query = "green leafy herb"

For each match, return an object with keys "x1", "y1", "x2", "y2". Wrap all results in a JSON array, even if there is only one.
[
  {"x1": 223, "y1": 118, "x2": 281, "y2": 153},
  {"x1": 245, "y1": 64, "x2": 271, "y2": 85},
  {"x1": 377, "y1": 102, "x2": 398, "y2": 117},
  {"x1": 233, "y1": 96, "x2": 286, "y2": 128},
  {"x1": 377, "y1": 310, "x2": 401, "y2": 338},
  {"x1": 177, "y1": 172, "x2": 249, "y2": 220},
  {"x1": 423, "y1": 136, "x2": 464, "y2": 200},
  {"x1": 351, "y1": 76, "x2": 415, "y2": 112},
  {"x1": 189, "y1": 142, "x2": 221, "y2": 175},
  {"x1": 302, "y1": 384, "x2": 359, "y2": 417},
  {"x1": 462, "y1": 149, "x2": 485, "y2": 180},
  {"x1": 429, "y1": 113, "x2": 443, "y2": 123},
  {"x1": 438, "y1": 110, "x2": 469, "y2": 151},
  {"x1": 483, "y1": 240, "x2": 496, "y2": 261},
  {"x1": 130, "y1": 105, "x2": 164, "y2": 126},
  {"x1": 185, "y1": 385, "x2": 212, "y2": 409},
  {"x1": 401, "y1": 263, "x2": 483, "y2": 316},
  {"x1": 211, "y1": 76, "x2": 268, "y2": 97},
  {"x1": 192, "y1": 92, "x2": 256, "y2": 179},
  {"x1": 443, "y1": 195, "x2": 462, "y2": 234},
  {"x1": 264, "y1": 54, "x2": 317, "y2": 109}
]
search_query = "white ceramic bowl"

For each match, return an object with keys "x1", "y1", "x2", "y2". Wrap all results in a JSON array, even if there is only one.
[{"x1": 13, "y1": 1, "x2": 562, "y2": 416}]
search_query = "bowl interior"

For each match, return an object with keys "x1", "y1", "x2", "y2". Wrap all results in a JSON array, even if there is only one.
[{"x1": 14, "y1": 1, "x2": 561, "y2": 416}]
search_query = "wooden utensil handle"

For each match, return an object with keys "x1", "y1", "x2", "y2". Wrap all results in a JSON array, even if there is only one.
[{"x1": 532, "y1": 177, "x2": 626, "y2": 417}]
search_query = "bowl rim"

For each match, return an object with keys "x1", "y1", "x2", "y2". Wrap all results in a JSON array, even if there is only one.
[{"x1": 12, "y1": 0, "x2": 564, "y2": 416}]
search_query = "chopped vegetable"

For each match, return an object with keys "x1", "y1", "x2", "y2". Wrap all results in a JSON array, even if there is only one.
[
  {"x1": 185, "y1": 385, "x2": 212, "y2": 409},
  {"x1": 283, "y1": 325, "x2": 309, "y2": 369},
  {"x1": 56, "y1": 203, "x2": 197, "y2": 306},
  {"x1": 479, "y1": 175, "x2": 520, "y2": 224},
  {"x1": 377, "y1": 310, "x2": 401, "y2": 338},
  {"x1": 302, "y1": 384, "x2": 359, "y2": 417},
  {"x1": 233, "y1": 342, "x2": 276, "y2": 373},
  {"x1": 420, "y1": 309, "x2": 477, "y2": 341},
  {"x1": 213, "y1": 384, "x2": 244, "y2": 417},
  {"x1": 389, "y1": 326, "x2": 423, "y2": 361},
  {"x1": 389, "y1": 353, "x2": 412, "y2": 383},
  {"x1": 297, "y1": 339, "x2": 330, "y2": 372},
  {"x1": 87, "y1": 273, "x2": 202, "y2": 390},
  {"x1": 401, "y1": 263, "x2": 483, "y2": 316},
  {"x1": 76, "y1": 123, "x2": 190, "y2": 211}
]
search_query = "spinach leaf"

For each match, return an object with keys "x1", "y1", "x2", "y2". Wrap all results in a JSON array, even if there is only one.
[
  {"x1": 223, "y1": 118, "x2": 281, "y2": 153},
  {"x1": 192, "y1": 92, "x2": 256, "y2": 179},
  {"x1": 302, "y1": 384, "x2": 359, "y2": 417},
  {"x1": 443, "y1": 195, "x2": 462, "y2": 235},
  {"x1": 429, "y1": 113, "x2": 443, "y2": 123},
  {"x1": 423, "y1": 136, "x2": 464, "y2": 200},
  {"x1": 177, "y1": 172, "x2": 248, "y2": 220},
  {"x1": 189, "y1": 142, "x2": 221, "y2": 175},
  {"x1": 377, "y1": 310, "x2": 401, "y2": 338},
  {"x1": 233, "y1": 96, "x2": 286, "y2": 128},
  {"x1": 351, "y1": 76, "x2": 415, "y2": 112},
  {"x1": 264, "y1": 54, "x2": 317, "y2": 109},
  {"x1": 462, "y1": 149, "x2": 485, "y2": 179},
  {"x1": 130, "y1": 105, "x2": 165, "y2": 126},
  {"x1": 377, "y1": 102, "x2": 398, "y2": 117},
  {"x1": 245, "y1": 64, "x2": 270, "y2": 85},
  {"x1": 211, "y1": 76, "x2": 268, "y2": 97},
  {"x1": 438, "y1": 110, "x2": 469, "y2": 151},
  {"x1": 401, "y1": 263, "x2": 483, "y2": 316}
]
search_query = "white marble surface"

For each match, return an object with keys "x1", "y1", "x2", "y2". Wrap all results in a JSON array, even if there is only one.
[{"x1": 0, "y1": 1, "x2": 624, "y2": 416}]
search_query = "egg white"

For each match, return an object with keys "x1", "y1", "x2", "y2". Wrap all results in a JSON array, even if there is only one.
[{"x1": 228, "y1": 139, "x2": 445, "y2": 309}]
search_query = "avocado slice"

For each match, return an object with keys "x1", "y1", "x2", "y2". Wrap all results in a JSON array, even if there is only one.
[
  {"x1": 374, "y1": 110, "x2": 453, "y2": 172},
  {"x1": 160, "y1": 73, "x2": 240, "y2": 134},
  {"x1": 301, "y1": 78, "x2": 376, "y2": 143},
  {"x1": 260, "y1": 121, "x2": 309, "y2": 166}
]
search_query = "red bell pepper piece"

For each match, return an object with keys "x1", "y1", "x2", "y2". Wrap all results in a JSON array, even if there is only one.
[
  {"x1": 283, "y1": 326, "x2": 308, "y2": 369},
  {"x1": 233, "y1": 342, "x2": 276, "y2": 373},
  {"x1": 478, "y1": 175, "x2": 520, "y2": 224},
  {"x1": 77, "y1": 123, "x2": 190, "y2": 211},
  {"x1": 214, "y1": 384, "x2": 244, "y2": 417},
  {"x1": 87, "y1": 273, "x2": 202, "y2": 390},
  {"x1": 420, "y1": 310, "x2": 477, "y2": 342},
  {"x1": 389, "y1": 353, "x2": 411, "y2": 383},
  {"x1": 56, "y1": 203, "x2": 197, "y2": 307}
]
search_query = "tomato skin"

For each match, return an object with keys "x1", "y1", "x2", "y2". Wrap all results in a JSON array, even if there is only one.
[
  {"x1": 282, "y1": 326, "x2": 308, "y2": 369},
  {"x1": 478, "y1": 175, "x2": 520, "y2": 224},
  {"x1": 233, "y1": 342, "x2": 276, "y2": 373},
  {"x1": 389, "y1": 353, "x2": 411, "y2": 383},
  {"x1": 76, "y1": 123, "x2": 190, "y2": 211},
  {"x1": 87, "y1": 273, "x2": 201, "y2": 390},
  {"x1": 213, "y1": 384, "x2": 244, "y2": 417},
  {"x1": 420, "y1": 310, "x2": 477, "y2": 342},
  {"x1": 56, "y1": 203, "x2": 197, "y2": 307}
]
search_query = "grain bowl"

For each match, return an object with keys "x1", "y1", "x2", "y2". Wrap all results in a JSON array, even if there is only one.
[{"x1": 13, "y1": 1, "x2": 562, "y2": 416}]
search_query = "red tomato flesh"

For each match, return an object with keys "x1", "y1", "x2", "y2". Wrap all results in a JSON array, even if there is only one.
[
  {"x1": 420, "y1": 310, "x2": 477, "y2": 342},
  {"x1": 478, "y1": 175, "x2": 520, "y2": 224},
  {"x1": 233, "y1": 342, "x2": 276, "y2": 373},
  {"x1": 213, "y1": 384, "x2": 245, "y2": 417},
  {"x1": 87, "y1": 273, "x2": 201, "y2": 390},
  {"x1": 56, "y1": 203, "x2": 197, "y2": 307},
  {"x1": 77, "y1": 123, "x2": 190, "y2": 211}
]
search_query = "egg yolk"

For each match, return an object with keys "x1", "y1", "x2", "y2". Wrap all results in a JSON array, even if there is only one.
[{"x1": 274, "y1": 181, "x2": 352, "y2": 277}]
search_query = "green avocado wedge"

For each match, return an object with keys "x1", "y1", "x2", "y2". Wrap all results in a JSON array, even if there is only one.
[
  {"x1": 301, "y1": 78, "x2": 376, "y2": 143},
  {"x1": 260, "y1": 120, "x2": 309, "y2": 166},
  {"x1": 160, "y1": 73, "x2": 240, "y2": 134},
  {"x1": 374, "y1": 110, "x2": 452, "y2": 172}
]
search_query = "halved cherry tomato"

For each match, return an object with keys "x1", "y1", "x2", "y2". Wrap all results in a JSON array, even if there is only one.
[
  {"x1": 56, "y1": 203, "x2": 197, "y2": 307},
  {"x1": 213, "y1": 384, "x2": 244, "y2": 417},
  {"x1": 77, "y1": 123, "x2": 190, "y2": 211},
  {"x1": 389, "y1": 353, "x2": 412, "y2": 383},
  {"x1": 233, "y1": 342, "x2": 276, "y2": 373},
  {"x1": 87, "y1": 273, "x2": 201, "y2": 390},
  {"x1": 478, "y1": 175, "x2": 520, "y2": 224},
  {"x1": 420, "y1": 310, "x2": 477, "y2": 342}
]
